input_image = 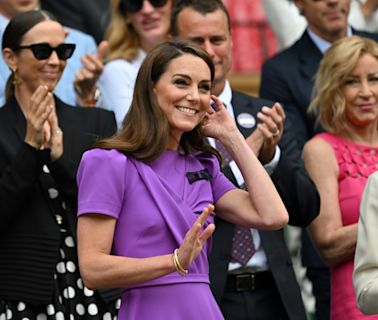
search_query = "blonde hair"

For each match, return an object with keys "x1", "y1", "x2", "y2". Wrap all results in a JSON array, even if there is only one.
[
  {"x1": 310, "y1": 35, "x2": 378, "y2": 134},
  {"x1": 104, "y1": 0, "x2": 174, "y2": 62},
  {"x1": 104, "y1": 0, "x2": 140, "y2": 62}
]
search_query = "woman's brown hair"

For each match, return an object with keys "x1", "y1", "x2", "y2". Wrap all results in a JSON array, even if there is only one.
[{"x1": 95, "y1": 39, "x2": 220, "y2": 163}]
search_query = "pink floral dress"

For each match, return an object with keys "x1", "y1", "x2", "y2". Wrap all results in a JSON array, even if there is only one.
[{"x1": 317, "y1": 132, "x2": 378, "y2": 320}]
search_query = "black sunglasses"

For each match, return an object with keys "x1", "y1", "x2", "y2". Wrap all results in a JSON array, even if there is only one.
[
  {"x1": 13, "y1": 43, "x2": 76, "y2": 61},
  {"x1": 119, "y1": 0, "x2": 168, "y2": 13}
]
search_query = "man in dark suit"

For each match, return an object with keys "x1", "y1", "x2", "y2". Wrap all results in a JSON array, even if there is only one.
[
  {"x1": 260, "y1": 1, "x2": 378, "y2": 319},
  {"x1": 171, "y1": 1, "x2": 320, "y2": 319},
  {"x1": 260, "y1": 0, "x2": 378, "y2": 149}
]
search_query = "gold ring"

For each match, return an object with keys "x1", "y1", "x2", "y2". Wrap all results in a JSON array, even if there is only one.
[{"x1": 272, "y1": 129, "x2": 280, "y2": 137}]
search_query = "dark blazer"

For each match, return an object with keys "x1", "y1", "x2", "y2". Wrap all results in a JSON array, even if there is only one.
[
  {"x1": 0, "y1": 96, "x2": 118, "y2": 304},
  {"x1": 41, "y1": 0, "x2": 110, "y2": 44},
  {"x1": 208, "y1": 90, "x2": 320, "y2": 320},
  {"x1": 259, "y1": 29, "x2": 378, "y2": 150},
  {"x1": 259, "y1": 28, "x2": 378, "y2": 267}
]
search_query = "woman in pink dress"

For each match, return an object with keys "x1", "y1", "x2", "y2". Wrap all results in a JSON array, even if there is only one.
[{"x1": 303, "y1": 35, "x2": 378, "y2": 320}]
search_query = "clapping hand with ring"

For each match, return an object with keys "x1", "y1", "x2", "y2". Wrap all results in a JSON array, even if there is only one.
[
  {"x1": 24, "y1": 85, "x2": 63, "y2": 160},
  {"x1": 45, "y1": 103, "x2": 63, "y2": 161},
  {"x1": 247, "y1": 102, "x2": 285, "y2": 164},
  {"x1": 24, "y1": 85, "x2": 54, "y2": 150},
  {"x1": 272, "y1": 129, "x2": 280, "y2": 137}
]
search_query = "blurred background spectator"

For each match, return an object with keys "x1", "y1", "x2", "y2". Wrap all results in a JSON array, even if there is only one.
[
  {"x1": 223, "y1": 0, "x2": 278, "y2": 73},
  {"x1": 40, "y1": 0, "x2": 110, "y2": 44},
  {"x1": 263, "y1": 0, "x2": 378, "y2": 50}
]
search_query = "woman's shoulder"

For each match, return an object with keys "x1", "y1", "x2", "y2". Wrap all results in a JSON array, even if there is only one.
[
  {"x1": 81, "y1": 148, "x2": 129, "y2": 167},
  {"x1": 83, "y1": 147, "x2": 123, "y2": 158},
  {"x1": 78, "y1": 148, "x2": 137, "y2": 184},
  {"x1": 104, "y1": 50, "x2": 145, "y2": 72},
  {"x1": 55, "y1": 99, "x2": 117, "y2": 134},
  {"x1": 305, "y1": 132, "x2": 346, "y2": 153},
  {"x1": 304, "y1": 134, "x2": 334, "y2": 151},
  {"x1": 313, "y1": 131, "x2": 338, "y2": 143},
  {"x1": 303, "y1": 134, "x2": 337, "y2": 164},
  {"x1": 104, "y1": 58, "x2": 133, "y2": 70}
]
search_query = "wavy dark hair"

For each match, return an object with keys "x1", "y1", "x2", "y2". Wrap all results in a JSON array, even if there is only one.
[
  {"x1": 2, "y1": 10, "x2": 57, "y2": 101},
  {"x1": 95, "y1": 39, "x2": 220, "y2": 163}
]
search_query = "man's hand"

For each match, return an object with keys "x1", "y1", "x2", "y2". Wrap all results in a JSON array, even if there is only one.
[{"x1": 246, "y1": 102, "x2": 285, "y2": 164}]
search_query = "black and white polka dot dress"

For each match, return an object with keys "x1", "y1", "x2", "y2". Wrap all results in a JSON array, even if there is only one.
[{"x1": 0, "y1": 166, "x2": 121, "y2": 319}]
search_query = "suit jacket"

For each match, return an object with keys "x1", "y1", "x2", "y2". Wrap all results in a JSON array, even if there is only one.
[
  {"x1": 41, "y1": 0, "x2": 110, "y2": 44},
  {"x1": 208, "y1": 90, "x2": 320, "y2": 320},
  {"x1": 353, "y1": 171, "x2": 378, "y2": 315},
  {"x1": 0, "y1": 95, "x2": 118, "y2": 304},
  {"x1": 259, "y1": 29, "x2": 378, "y2": 268},
  {"x1": 259, "y1": 28, "x2": 378, "y2": 150}
]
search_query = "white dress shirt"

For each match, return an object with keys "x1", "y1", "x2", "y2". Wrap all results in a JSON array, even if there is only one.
[
  {"x1": 100, "y1": 50, "x2": 147, "y2": 127},
  {"x1": 211, "y1": 81, "x2": 281, "y2": 271}
]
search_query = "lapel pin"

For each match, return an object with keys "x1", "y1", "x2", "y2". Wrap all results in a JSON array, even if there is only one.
[{"x1": 237, "y1": 113, "x2": 256, "y2": 129}]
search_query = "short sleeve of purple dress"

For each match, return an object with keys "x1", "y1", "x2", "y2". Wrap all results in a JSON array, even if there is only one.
[{"x1": 77, "y1": 148, "x2": 236, "y2": 319}]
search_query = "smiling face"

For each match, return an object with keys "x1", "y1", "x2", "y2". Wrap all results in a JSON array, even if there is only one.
[
  {"x1": 175, "y1": 7, "x2": 232, "y2": 96},
  {"x1": 341, "y1": 53, "x2": 378, "y2": 128},
  {"x1": 294, "y1": 0, "x2": 350, "y2": 42},
  {"x1": 6, "y1": 20, "x2": 67, "y2": 96},
  {"x1": 127, "y1": 0, "x2": 172, "y2": 51},
  {"x1": 153, "y1": 53, "x2": 212, "y2": 149}
]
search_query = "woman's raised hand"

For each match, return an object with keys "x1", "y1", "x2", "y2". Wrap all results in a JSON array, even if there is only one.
[
  {"x1": 201, "y1": 95, "x2": 238, "y2": 141},
  {"x1": 176, "y1": 204, "x2": 216, "y2": 271}
]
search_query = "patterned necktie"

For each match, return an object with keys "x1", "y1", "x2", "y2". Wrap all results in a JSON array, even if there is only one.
[
  {"x1": 230, "y1": 225, "x2": 256, "y2": 265},
  {"x1": 214, "y1": 139, "x2": 256, "y2": 265}
]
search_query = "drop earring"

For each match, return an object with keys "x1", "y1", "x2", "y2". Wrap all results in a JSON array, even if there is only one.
[{"x1": 12, "y1": 68, "x2": 21, "y2": 86}]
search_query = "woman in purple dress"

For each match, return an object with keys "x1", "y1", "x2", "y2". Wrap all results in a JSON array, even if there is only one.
[{"x1": 76, "y1": 39, "x2": 289, "y2": 319}]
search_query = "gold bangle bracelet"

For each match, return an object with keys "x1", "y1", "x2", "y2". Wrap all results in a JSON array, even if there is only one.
[
  {"x1": 172, "y1": 251, "x2": 182, "y2": 275},
  {"x1": 173, "y1": 249, "x2": 188, "y2": 276}
]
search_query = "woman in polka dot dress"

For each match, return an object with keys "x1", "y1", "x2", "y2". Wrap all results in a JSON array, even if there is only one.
[{"x1": 0, "y1": 10, "x2": 120, "y2": 319}]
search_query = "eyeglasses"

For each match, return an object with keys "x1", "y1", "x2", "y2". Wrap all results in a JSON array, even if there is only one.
[
  {"x1": 119, "y1": 0, "x2": 168, "y2": 13},
  {"x1": 13, "y1": 43, "x2": 76, "y2": 60}
]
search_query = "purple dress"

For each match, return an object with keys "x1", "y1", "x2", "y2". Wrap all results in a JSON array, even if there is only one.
[{"x1": 77, "y1": 148, "x2": 236, "y2": 319}]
